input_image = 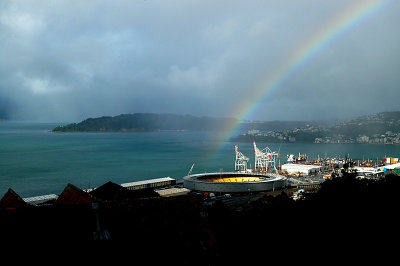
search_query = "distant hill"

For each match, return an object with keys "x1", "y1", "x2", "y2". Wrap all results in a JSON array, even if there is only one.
[
  {"x1": 232, "y1": 111, "x2": 400, "y2": 144},
  {"x1": 329, "y1": 111, "x2": 400, "y2": 138},
  {"x1": 52, "y1": 111, "x2": 400, "y2": 140},
  {"x1": 52, "y1": 113, "x2": 237, "y2": 132},
  {"x1": 237, "y1": 120, "x2": 334, "y2": 133}
]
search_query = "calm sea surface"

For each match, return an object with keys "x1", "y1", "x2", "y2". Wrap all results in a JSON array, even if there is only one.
[{"x1": 1, "y1": 121, "x2": 399, "y2": 197}]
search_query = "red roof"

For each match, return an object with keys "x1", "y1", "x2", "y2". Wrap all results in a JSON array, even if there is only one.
[
  {"x1": 0, "y1": 188, "x2": 28, "y2": 209},
  {"x1": 54, "y1": 183, "x2": 94, "y2": 206}
]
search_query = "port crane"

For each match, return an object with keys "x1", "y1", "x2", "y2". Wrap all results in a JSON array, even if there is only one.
[
  {"x1": 235, "y1": 144, "x2": 249, "y2": 172},
  {"x1": 253, "y1": 141, "x2": 280, "y2": 172}
]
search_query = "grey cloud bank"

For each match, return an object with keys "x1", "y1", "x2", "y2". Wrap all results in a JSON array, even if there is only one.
[{"x1": 0, "y1": 0, "x2": 399, "y2": 122}]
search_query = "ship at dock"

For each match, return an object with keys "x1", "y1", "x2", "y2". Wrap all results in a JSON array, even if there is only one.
[{"x1": 286, "y1": 153, "x2": 308, "y2": 163}]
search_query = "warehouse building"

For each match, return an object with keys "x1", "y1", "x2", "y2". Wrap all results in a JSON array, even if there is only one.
[
  {"x1": 120, "y1": 177, "x2": 176, "y2": 191},
  {"x1": 281, "y1": 163, "x2": 324, "y2": 176}
]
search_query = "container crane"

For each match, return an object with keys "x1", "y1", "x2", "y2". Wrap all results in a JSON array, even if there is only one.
[
  {"x1": 235, "y1": 144, "x2": 249, "y2": 172},
  {"x1": 253, "y1": 140, "x2": 280, "y2": 172}
]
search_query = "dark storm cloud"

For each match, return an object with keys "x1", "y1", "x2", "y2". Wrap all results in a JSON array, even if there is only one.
[{"x1": 0, "y1": 0, "x2": 399, "y2": 121}]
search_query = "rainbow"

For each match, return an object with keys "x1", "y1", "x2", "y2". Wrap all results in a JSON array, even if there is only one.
[{"x1": 216, "y1": 0, "x2": 391, "y2": 149}]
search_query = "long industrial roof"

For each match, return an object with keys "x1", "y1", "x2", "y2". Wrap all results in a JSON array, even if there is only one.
[
  {"x1": 383, "y1": 162, "x2": 400, "y2": 170},
  {"x1": 120, "y1": 177, "x2": 174, "y2": 187},
  {"x1": 23, "y1": 194, "x2": 58, "y2": 203},
  {"x1": 281, "y1": 163, "x2": 322, "y2": 170}
]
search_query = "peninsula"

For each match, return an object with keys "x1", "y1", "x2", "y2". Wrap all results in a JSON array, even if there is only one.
[{"x1": 52, "y1": 113, "x2": 237, "y2": 132}]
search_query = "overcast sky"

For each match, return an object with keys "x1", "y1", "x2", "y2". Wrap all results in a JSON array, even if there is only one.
[{"x1": 0, "y1": 0, "x2": 399, "y2": 122}]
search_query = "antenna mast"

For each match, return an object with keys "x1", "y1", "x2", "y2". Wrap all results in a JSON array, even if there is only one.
[{"x1": 188, "y1": 163, "x2": 195, "y2": 176}]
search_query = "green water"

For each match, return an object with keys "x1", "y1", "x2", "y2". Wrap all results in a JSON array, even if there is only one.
[{"x1": 0, "y1": 121, "x2": 398, "y2": 197}]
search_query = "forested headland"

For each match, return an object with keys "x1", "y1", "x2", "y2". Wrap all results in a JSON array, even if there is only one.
[{"x1": 52, "y1": 113, "x2": 237, "y2": 132}]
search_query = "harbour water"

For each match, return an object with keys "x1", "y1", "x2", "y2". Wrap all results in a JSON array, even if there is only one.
[{"x1": 1, "y1": 121, "x2": 399, "y2": 197}]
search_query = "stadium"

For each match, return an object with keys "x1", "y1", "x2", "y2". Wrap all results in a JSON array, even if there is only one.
[
  {"x1": 183, "y1": 142, "x2": 287, "y2": 193},
  {"x1": 183, "y1": 172, "x2": 286, "y2": 193}
]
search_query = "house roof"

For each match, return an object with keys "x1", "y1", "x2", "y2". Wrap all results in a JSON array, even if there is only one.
[
  {"x1": 0, "y1": 188, "x2": 29, "y2": 209},
  {"x1": 89, "y1": 181, "x2": 130, "y2": 201},
  {"x1": 54, "y1": 183, "x2": 95, "y2": 206}
]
